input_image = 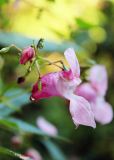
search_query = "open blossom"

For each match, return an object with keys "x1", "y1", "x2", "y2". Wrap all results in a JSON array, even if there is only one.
[
  {"x1": 76, "y1": 65, "x2": 113, "y2": 124},
  {"x1": 20, "y1": 46, "x2": 35, "y2": 64},
  {"x1": 25, "y1": 148, "x2": 42, "y2": 160},
  {"x1": 31, "y1": 48, "x2": 96, "y2": 128},
  {"x1": 36, "y1": 117, "x2": 58, "y2": 136}
]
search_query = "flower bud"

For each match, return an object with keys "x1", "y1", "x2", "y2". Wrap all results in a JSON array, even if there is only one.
[
  {"x1": 17, "y1": 76, "x2": 25, "y2": 84},
  {"x1": 37, "y1": 38, "x2": 44, "y2": 49},
  {"x1": 25, "y1": 148, "x2": 42, "y2": 160},
  {"x1": 36, "y1": 117, "x2": 58, "y2": 136},
  {"x1": 11, "y1": 135, "x2": 22, "y2": 148},
  {"x1": 20, "y1": 46, "x2": 35, "y2": 64}
]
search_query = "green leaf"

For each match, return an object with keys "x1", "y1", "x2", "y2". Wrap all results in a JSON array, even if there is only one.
[
  {"x1": 7, "y1": 117, "x2": 47, "y2": 136},
  {"x1": 0, "y1": 88, "x2": 30, "y2": 117},
  {"x1": 42, "y1": 140, "x2": 67, "y2": 160},
  {"x1": 0, "y1": 146, "x2": 32, "y2": 160},
  {"x1": 1, "y1": 117, "x2": 70, "y2": 142},
  {"x1": 0, "y1": 46, "x2": 11, "y2": 54},
  {"x1": 0, "y1": 0, "x2": 8, "y2": 5},
  {"x1": 76, "y1": 18, "x2": 96, "y2": 30},
  {"x1": 0, "y1": 118, "x2": 19, "y2": 132}
]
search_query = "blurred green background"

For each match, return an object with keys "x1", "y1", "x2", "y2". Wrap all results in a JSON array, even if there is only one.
[{"x1": 0, "y1": 0, "x2": 114, "y2": 160}]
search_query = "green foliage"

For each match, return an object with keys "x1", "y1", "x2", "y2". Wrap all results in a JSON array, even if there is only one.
[
  {"x1": 0, "y1": 0, "x2": 9, "y2": 5},
  {"x1": 76, "y1": 18, "x2": 97, "y2": 30},
  {"x1": 0, "y1": 146, "x2": 32, "y2": 160}
]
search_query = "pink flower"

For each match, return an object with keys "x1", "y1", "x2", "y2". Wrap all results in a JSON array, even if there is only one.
[
  {"x1": 31, "y1": 48, "x2": 96, "y2": 128},
  {"x1": 76, "y1": 65, "x2": 113, "y2": 124},
  {"x1": 89, "y1": 65, "x2": 108, "y2": 96},
  {"x1": 11, "y1": 135, "x2": 22, "y2": 148},
  {"x1": 91, "y1": 97, "x2": 113, "y2": 125},
  {"x1": 20, "y1": 46, "x2": 35, "y2": 64},
  {"x1": 36, "y1": 117, "x2": 58, "y2": 136},
  {"x1": 25, "y1": 148, "x2": 42, "y2": 160},
  {"x1": 76, "y1": 83, "x2": 97, "y2": 102}
]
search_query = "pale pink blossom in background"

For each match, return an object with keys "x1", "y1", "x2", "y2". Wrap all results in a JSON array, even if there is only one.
[
  {"x1": 20, "y1": 46, "x2": 35, "y2": 64},
  {"x1": 76, "y1": 65, "x2": 113, "y2": 124},
  {"x1": 88, "y1": 65, "x2": 108, "y2": 96},
  {"x1": 76, "y1": 83, "x2": 97, "y2": 102},
  {"x1": 91, "y1": 97, "x2": 113, "y2": 125},
  {"x1": 31, "y1": 48, "x2": 96, "y2": 128},
  {"x1": 36, "y1": 117, "x2": 58, "y2": 136},
  {"x1": 25, "y1": 148, "x2": 42, "y2": 160},
  {"x1": 11, "y1": 135, "x2": 22, "y2": 147}
]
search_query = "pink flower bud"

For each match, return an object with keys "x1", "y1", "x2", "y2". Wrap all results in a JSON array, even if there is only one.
[
  {"x1": 17, "y1": 76, "x2": 25, "y2": 84},
  {"x1": 36, "y1": 117, "x2": 58, "y2": 136},
  {"x1": 11, "y1": 135, "x2": 22, "y2": 148},
  {"x1": 25, "y1": 148, "x2": 42, "y2": 160},
  {"x1": 20, "y1": 46, "x2": 35, "y2": 64}
]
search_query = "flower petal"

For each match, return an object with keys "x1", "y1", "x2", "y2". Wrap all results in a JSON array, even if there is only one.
[
  {"x1": 64, "y1": 48, "x2": 80, "y2": 78},
  {"x1": 56, "y1": 73, "x2": 81, "y2": 100},
  {"x1": 31, "y1": 72, "x2": 60, "y2": 100},
  {"x1": 88, "y1": 65, "x2": 108, "y2": 96},
  {"x1": 69, "y1": 95, "x2": 96, "y2": 128},
  {"x1": 25, "y1": 148, "x2": 42, "y2": 160},
  {"x1": 92, "y1": 97, "x2": 113, "y2": 124},
  {"x1": 76, "y1": 83, "x2": 97, "y2": 102},
  {"x1": 36, "y1": 117, "x2": 58, "y2": 136}
]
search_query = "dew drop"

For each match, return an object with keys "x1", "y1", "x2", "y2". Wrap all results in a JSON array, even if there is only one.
[{"x1": 30, "y1": 96, "x2": 35, "y2": 102}]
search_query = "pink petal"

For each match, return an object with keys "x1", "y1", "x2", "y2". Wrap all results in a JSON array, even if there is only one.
[
  {"x1": 69, "y1": 95, "x2": 96, "y2": 128},
  {"x1": 31, "y1": 72, "x2": 60, "y2": 100},
  {"x1": 25, "y1": 148, "x2": 42, "y2": 160},
  {"x1": 76, "y1": 83, "x2": 97, "y2": 102},
  {"x1": 31, "y1": 71, "x2": 81, "y2": 101},
  {"x1": 64, "y1": 48, "x2": 80, "y2": 78},
  {"x1": 92, "y1": 97, "x2": 113, "y2": 124},
  {"x1": 88, "y1": 65, "x2": 108, "y2": 96},
  {"x1": 56, "y1": 73, "x2": 81, "y2": 100},
  {"x1": 36, "y1": 117, "x2": 58, "y2": 136}
]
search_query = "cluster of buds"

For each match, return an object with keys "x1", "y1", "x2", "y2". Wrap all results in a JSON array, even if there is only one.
[{"x1": 17, "y1": 39, "x2": 44, "y2": 85}]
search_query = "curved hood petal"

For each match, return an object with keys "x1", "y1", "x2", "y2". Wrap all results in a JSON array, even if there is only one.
[{"x1": 64, "y1": 48, "x2": 80, "y2": 78}]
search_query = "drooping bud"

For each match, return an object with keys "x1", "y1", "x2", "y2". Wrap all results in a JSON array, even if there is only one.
[
  {"x1": 25, "y1": 148, "x2": 42, "y2": 160},
  {"x1": 20, "y1": 46, "x2": 35, "y2": 64},
  {"x1": 17, "y1": 76, "x2": 25, "y2": 84},
  {"x1": 37, "y1": 38, "x2": 44, "y2": 49},
  {"x1": 11, "y1": 135, "x2": 22, "y2": 148}
]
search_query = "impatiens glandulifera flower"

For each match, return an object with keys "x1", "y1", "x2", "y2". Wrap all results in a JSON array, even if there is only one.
[
  {"x1": 36, "y1": 116, "x2": 58, "y2": 136},
  {"x1": 20, "y1": 46, "x2": 35, "y2": 64},
  {"x1": 76, "y1": 65, "x2": 113, "y2": 124},
  {"x1": 31, "y1": 48, "x2": 96, "y2": 128},
  {"x1": 25, "y1": 148, "x2": 42, "y2": 160}
]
